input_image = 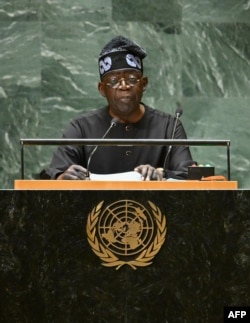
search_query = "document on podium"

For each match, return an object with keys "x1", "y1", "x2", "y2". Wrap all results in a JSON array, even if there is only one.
[
  {"x1": 89, "y1": 172, "x2": 184, "y2": 182},
  {"x1": 89, "y1": 171, "x2": 142, "y2": 181}
]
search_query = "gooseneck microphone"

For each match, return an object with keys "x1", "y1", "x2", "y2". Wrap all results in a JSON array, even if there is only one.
[
  {"x1": 163, "y1": 105, "x2": 183, "y2": 170},
  {"x1": 86, "y1": 117, "x2": 118, "y2": 179}
]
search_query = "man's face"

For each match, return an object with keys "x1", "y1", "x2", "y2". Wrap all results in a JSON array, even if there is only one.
[{"x1": 98, "y1": 69, "x2": 148, "y2": 119}]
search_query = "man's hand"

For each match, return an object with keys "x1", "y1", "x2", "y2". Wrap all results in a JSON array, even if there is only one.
[
  {"x1": 134, "y1": 164, "x2": 165, "y2": 181},
  {"x1": 57, "y1": 165, "x2": 88, "y2": 180}
]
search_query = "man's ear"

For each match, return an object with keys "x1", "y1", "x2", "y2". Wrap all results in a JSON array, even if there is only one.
[
  {"x1": 98, "y1": 82, "x2": 106, "y2": 97},
  {"x1": 141, "y1": 76, "x2": 148, "y2": 91}
]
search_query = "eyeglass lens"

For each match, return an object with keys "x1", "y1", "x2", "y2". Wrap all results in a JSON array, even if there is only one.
[{"x1": 106, "y1": 74, "x2": 141, "y2": 88}]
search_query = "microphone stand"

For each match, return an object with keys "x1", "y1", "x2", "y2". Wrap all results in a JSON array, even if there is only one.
[
  {"x1": 163, "y1": 109, "x2": 183, "y2": 170},
  {"x1": 85, "y1": 118, "x2": 118, "y2": 180}
]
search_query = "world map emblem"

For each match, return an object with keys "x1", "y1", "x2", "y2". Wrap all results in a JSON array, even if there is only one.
[{"x1": 86, "y1": 200, "x2": 167, "y2": 270}]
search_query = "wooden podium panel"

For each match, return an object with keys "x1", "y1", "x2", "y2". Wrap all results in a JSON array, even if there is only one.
[{"x1": 14, "y1": 179, "x2": 238, "y2": 190}]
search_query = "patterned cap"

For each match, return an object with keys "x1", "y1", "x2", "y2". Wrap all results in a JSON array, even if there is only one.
[{"x1": 98, "y1": 35, "x2": 147, "y2": 79}]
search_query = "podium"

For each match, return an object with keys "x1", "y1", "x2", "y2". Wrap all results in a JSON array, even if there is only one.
[
  {"x1": 1, "y1": 180, "x2": 249, "y2": 323},
  {"x1": 14, "y1": 179, "x2": 238, "y2": 190}
]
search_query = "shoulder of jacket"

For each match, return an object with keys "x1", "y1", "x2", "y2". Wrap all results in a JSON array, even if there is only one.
[
  {"x1": 71, "y1": 106, "x2": 107, "y2": 123},
  {"x1": 144, "y1": 104, "x2": 173, "y2": 119}
]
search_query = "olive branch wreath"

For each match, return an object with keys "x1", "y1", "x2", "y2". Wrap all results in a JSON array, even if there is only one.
[{"x1": 86, "y1": 200, "x2": 167, "y2": 270}]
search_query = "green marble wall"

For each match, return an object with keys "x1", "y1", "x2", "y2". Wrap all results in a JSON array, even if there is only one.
[{"x1": 0, "y1": 0, "x2": 249, "y2": 188}]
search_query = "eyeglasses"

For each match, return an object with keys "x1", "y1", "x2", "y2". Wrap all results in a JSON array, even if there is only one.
[{"x1": 105, "y1": 74, "x2": 142, "y2": 89}]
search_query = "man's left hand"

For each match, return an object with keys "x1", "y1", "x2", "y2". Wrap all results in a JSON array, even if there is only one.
[{"x1": 134, "y1": 165, "x2": 165, "y2": 181}]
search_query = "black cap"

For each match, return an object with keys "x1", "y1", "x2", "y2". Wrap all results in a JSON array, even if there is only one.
[{"x1": 98, "y1": 35, "x2": 147, "y2": 79}]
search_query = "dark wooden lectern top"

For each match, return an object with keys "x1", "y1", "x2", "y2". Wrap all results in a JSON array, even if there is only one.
[{"x1": 14, "y1": 180, "x2": 238, "y2": 190}]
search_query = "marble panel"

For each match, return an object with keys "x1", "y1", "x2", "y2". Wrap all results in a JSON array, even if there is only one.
[
  {"x1": 112, "y1": 0, "x2": 182, "y2": 33},
  {"x1": 0, "y1": 96, "x2": 41, "y2": 187},
  {"x1": 182, "y1": 0, "x2": 250, "y2": 23},
  {"x1": 0, "y1": 0, "x2": 41, "y2": 21},
  {"x1": 41, "y1": 21, "x2": 109, "y2": 100},
  {"x1": 42, "y1": 0, "x2": 112, "y2": 22},
  {"x1": 181, "y1": 22, "x2": 250, "y2": 97},
  {"x1": 0, "y1": 22, "x2": 41, "y2": 98},
  {"x1": 183, "y1": 98, "x2": 250, "y2": 188}
]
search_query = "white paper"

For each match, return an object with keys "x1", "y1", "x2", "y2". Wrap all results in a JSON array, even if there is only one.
[{"x1": 89, "y1": 171, "x2": 142, "y2": 181}]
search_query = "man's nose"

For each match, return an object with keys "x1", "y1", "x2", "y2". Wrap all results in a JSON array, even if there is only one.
[{"x1": 119, "y1": 78, "x2": 130, "y2": 89}]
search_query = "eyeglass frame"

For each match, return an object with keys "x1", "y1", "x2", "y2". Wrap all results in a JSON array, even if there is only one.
[{"x1": 103, "y1": 71, "x2": 143, "y2": 89}]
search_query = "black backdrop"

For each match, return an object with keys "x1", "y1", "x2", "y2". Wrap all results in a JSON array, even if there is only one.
[{"x1": 0, "y1": 190, "x2": 249, "y2": 322}]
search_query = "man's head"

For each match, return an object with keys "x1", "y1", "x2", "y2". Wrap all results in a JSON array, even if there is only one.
[
  {"x1": 98, "y1": 35, "x2": 147, "y2": 79},
  {"x1": 98, "y1": 36, "x2": 148, "y2": 123}
]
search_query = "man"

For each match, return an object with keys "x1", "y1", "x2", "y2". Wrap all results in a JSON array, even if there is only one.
[{"x1": 41, "y1": 35, "x2": 194, "y2": 181}]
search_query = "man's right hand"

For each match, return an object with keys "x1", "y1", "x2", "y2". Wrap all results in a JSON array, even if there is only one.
[{"x1": 57, "y1": 165, "x2": 88, "y2": 180}]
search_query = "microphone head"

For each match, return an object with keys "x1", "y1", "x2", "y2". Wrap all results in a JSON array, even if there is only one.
[
  {"x1": 111, "y1": 117, "x2": 119, "y2": 126},
  {"x1": 175, "y1": 104, "x2": 183, "y2": 118}
]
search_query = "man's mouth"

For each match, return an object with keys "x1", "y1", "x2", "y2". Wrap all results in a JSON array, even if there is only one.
[{"x1": 119, "y1": 96, "x2": 132, "y2": 102}]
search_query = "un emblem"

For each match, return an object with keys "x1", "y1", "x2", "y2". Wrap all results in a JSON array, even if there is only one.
[{"x1": 86, "y1": 200, "x2": 167, "y2": 270}]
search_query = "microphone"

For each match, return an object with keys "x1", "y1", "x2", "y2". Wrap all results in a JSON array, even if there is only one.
[
  {"x1": 86, "y1": 117, "x2": 118, "y2": 179},
  {"x1": 163, "y1": 104, "x2": 183, "y2": 170},
  {"x1": 175, "y1": 102, "x2": 183, "y2": 119}
]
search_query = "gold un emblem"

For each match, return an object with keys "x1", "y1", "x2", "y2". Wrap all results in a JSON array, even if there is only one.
[{"x1": 86, "y1": 200, "x2": 167, "y2": 270}]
